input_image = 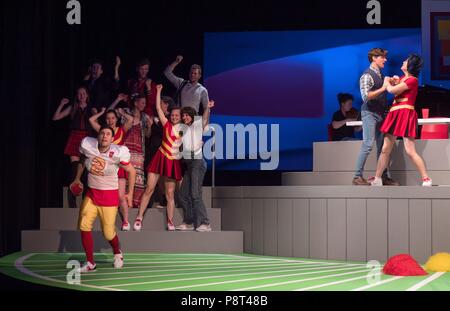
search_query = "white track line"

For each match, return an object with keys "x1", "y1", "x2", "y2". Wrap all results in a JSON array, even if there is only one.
[
  {"x1": 351, "y1": 276, "x2": 404, "y2": 291},
  {"x1": 82, "y1": 264, "x2": 353, "y2": 283},
  {"x1": 149, "y1": 266, "x2": 369, "y2": 291},
  {"x1": 406, "y1": 272, "x2": 446, "y2": 291},
  {"x1": 22, "y1": 258, "x2": 292, "y2": 267},
  {"x1": 50, "y1": 262, "x2": 337, "y2": 279},
  {"x1": 14, "y1": 253, "x2": 123, "y2": 291},
  {"x1": 231, "y1": 269, "x2": 371, "y2": 291},
  {"x1": 32, "y1": 259, "x2": 350, "y2": 273},
  {"x1": 294, "y1": 271, "x2": 382, "y2": 291}
]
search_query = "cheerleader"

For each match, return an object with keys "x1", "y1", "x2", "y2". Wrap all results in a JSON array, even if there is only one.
[
  {"x1": 370, "y1": 54, "x2": 432, "y2": 186},
  {"x1": 53, "y1": 86, "x2": 92, "y2": 208},
  {"x1": 134, "y1": 84, "x2": 183, "y2": 231}
]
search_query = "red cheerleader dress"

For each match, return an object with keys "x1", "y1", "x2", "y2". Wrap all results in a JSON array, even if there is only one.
[
  {"x1": 147, "y1": 122, "x2": 182, "y2": 181},
  {"x1": 380, "y1": 76, "x2": 419, "y2": 138}
]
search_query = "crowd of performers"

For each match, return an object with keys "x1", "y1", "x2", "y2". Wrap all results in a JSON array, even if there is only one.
[{"x1": 53, "y1": 55, "x2": 214, "y2": 272}]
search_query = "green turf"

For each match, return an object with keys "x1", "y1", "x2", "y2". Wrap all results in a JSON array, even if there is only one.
[{"x1": 0, "y1": 252, "x2": 449, "y2": 291}]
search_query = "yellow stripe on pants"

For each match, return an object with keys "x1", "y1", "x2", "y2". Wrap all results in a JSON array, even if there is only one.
[{"x1": 78, "y1": 196, "x2": 118, "y2": 241}]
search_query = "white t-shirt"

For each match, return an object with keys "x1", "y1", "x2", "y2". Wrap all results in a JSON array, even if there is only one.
[{"x1": 79, "y1": 137, "x2": 131, "y2": 190}]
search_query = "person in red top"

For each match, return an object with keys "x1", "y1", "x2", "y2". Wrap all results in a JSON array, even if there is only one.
[
  {"x1": 371, "y1": 54, "x2": 432, "y2": 186},
  {"x1": 134, "y1": 84, "x2": 183, "y2": 231},
  {"x1": 53, "y1": 86, "x2": 92, "y2": 208},
  {"x1": 127, "y1": 58, "x2": 157, "y2": 117}
]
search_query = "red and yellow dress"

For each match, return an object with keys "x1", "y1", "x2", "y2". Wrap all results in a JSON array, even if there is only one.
[
  {"x1": 147, "y1": 122, "x2": 182, "y2": 181},
  {"x1": 64, "y1": 106, "x2": 90, "y2": 157},
  {"x1": 380, "y1": 76, "x2": 419, "y2": 138}
]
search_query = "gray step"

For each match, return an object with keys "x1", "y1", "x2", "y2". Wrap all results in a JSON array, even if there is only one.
[
  {"x1": 62, "y1": 186, "x2": 212, "y2": 209},
  {"x1": 313, "y1": 140, "x2": 450, "y2": 172},
  {"x1": 40, "y1": 207, "x2": 221, "y2": 231},
  {"x1": 282, "y1": 171, "x2": 450, "y2": 186},
  {"x1": 21, "y1": 230, "x2": 243, "y2": 253}
]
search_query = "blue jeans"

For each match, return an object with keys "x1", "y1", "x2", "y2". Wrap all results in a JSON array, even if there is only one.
[
  {"x1": 179, "y1": 159, "x2": 209, "y2": 227},
  {"x1": 354, "y1": 110, "x2": 389, "y2": 178}
]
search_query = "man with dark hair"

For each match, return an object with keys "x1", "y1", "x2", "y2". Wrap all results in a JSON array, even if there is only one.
[
  {"x1": 127, "y1": 58, "x2": 157, "y2": 117},
  {"x1": 82, "y1": 57, "x2": 121, "y2": 110},
  {"x1": 352, "y1": 48, "x2": 399, "y2": 186},
  {"x1": 70, "y1": 125, "x2": 136, "y2": 272},
  {"x1": 164, "y1": 55, "x2": 209, "y2": 114},
  {"x1": 331, "y1": 93, "x2": 361, "y2": 141}
]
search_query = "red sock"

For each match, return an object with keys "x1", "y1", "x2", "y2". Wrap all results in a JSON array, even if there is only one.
[
  {"x1": 109, "y1": 235, "x2": 121, "y2": 255},
  {"x1": 80, "y1": 231, "x2": 95, "y2": 264}
]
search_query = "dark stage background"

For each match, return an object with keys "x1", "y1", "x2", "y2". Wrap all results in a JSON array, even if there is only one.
[{"x1": 0, "y1": 0, "x2": 421, "y2": 256}]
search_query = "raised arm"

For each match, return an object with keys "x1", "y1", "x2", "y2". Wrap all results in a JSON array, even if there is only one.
[
  {"x1": 114, "y1": 56, "x2": 121, "y2": 82},
  {"x1": 117, "y1": 108, "x2": 133, "y2": 133},
  {"x1": 202, "y1": 100, "x2": 214, "y2": 129},
  {"x1": 155, "y1": 84, "x2": 168, "y2": 126},
  {"x1": 89, "y1": 107, "x2": 106, "y2": 132},
  {"x1": 109, "y1": 93, "x2": 128, "y2": 110},
  {"x1": 163, "y1": 55, "x2": 184, "y2": 88},
  {"x1": 52, "y1": 98, "x2": 72, "y2": 120}
]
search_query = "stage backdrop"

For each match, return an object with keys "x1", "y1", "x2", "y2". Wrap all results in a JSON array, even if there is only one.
[{"x1": 204, "y1": 28, "x2": 421, "y2": 171}]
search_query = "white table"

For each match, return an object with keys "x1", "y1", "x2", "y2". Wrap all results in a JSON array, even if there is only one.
[{"x1": 346, "y1": 118, "x2": 450, "y2": 126}]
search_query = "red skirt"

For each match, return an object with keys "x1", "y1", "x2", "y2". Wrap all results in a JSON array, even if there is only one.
[
  {"x1": 118, "y1": 168, "x2": 127, "y2": 179},
  {"x1": 64, "y1": 130, "x2": 88, "y2": 157},
  {"x1": 147, "y1": 150, "x2": 182, "y2": 181},
  {"x1": 380, "y1": 108, "x2": 418, "y2": 138}
]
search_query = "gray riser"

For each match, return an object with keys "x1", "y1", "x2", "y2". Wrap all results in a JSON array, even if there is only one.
[
  {"x1": 282, "y1": 171, "x2": 450, "y2": 186},
  {"x1": 21, "y1": 230, "x2": 243, "y2": 253},
  {"x1": 40, "y1": 207, "x2": 221, "y2": 231},
  {"x1": 62, "y1": 186, "x2": 212, "y2": 209},
  {"x1": 313, "y1": 140, "x2": 450, "y2": 172}
]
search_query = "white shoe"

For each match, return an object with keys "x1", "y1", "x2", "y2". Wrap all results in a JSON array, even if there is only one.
[
  {"x1": 133, "y1": 218, "x2": 143, "y2": 231},
  {"x1": 121, "y1": 221, "x2": 130, "y2": 231},
  {"x1": 422, "y1": 177, "x2": 433, "y2": 187},
  {"x1": 196, "y1": 224, "x2": 212, "y2": 232},
  {"x1": 113, "y1": 252, "x2": 124, "y2": 269},
  {"x1": 369, "y1": 176, "x2": 383, "y2": 186},
  {"x1": 175, "y1": 223, "x2": 194, "y2": 231},
  {"x1": 77, "y1": 261, "x2": 96, "y2": 273},
  {"x1": 167, "y1": 220, "x2": 175, "y2": 231}
]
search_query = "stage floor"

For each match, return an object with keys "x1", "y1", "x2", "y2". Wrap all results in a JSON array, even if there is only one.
[{"x1": 0, "y1": 252, "x2": 448, "y2": 291}]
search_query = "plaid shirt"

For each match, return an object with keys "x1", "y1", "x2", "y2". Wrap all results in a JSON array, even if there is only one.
[{"x1": 360, "y1": 66, "x2": 382, "y2": 103}]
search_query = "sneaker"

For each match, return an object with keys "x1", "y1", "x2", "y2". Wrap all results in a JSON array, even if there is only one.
[
  {"x1": 352, "y1": 176, "x2": 370, "y2": 186},
  {"x1": 156, "y1": 196, "x2": 167, "y2": 208},
  {"x1": 133, "y1": 218, "x2": 143, "y2": 231},
  {"x1": 167, "y1": 220, "x2": 175, "y2": 231},
  {"x1": 196, "y1": 223, "x2": 212, "y2": 232},
  {"x1": 422, "y1": 177, "x2": 433, "y2": 187},
  {"x1": 113, "y1": 252, "x2": 124, "y2": 269},
  {"x1": 77, "y1": 261, "x2": 96, "y2": 273},
  {"x1": 155, "y1": 202, "x2": 166, "y2": 209},
  {"x1": 369, "y1": 176, "x2": 383, "y2": 186},
  {"x1": 382, "y1": 177, "x2": 400, "y2": 186},
  {"x1": 175, "y1": 223, "x2": 194, "y2": 231},
  {"x1": 121, "y1": 221, "x2": 130, "y2": 231}
]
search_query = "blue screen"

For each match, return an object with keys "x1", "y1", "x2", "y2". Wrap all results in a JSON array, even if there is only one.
[{"x1": 204, "y1": 29, "x2": 421, "y2": 171}]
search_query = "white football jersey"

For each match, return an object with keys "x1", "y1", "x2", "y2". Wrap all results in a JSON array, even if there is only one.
[{"x1": 79, "y1": 137, "x2": 131, "y2": 190}]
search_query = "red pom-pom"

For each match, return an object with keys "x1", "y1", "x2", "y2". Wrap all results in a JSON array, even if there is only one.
[{"x1": 383, "y1": 254, "x2": 428, "y2": 276}]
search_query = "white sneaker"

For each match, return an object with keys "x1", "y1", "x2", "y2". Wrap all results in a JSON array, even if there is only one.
[
  {"x1": 196, "y1": 224, "x2": 212, "y2": 232},
  {"x1": 113, "y1": 252, "x2": 124, "y2": 269},
  {"x1": 121, "y1": 221, "x2": 130, "y2": 231},
  {"x1": 167, "y1": 220, "x2": 175, "y2": 231},
  {"x1": 175, "y1": 223, "x2": 194, "y2": 231},
  {"x1": 369, "y1": 176, "x2": 383, "y2": 186},
  {"x1": 422, "y1": 177, "x2": 433, "y2": 187},
  {"x1": 77, "y1": 261, "x2": 96, "y2": 273},
  {"x1": 133, "y1": 218, "x2": 143, "y2": 231}
]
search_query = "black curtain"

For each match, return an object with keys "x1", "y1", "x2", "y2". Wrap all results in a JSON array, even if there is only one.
[{"x1": 0, "y1": 0, "x2": 420, "y2": 256}]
